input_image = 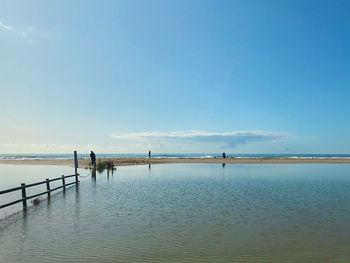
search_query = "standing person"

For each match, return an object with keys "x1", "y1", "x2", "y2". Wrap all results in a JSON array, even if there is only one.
[
  {"x1": 222, "y1": 152, "x2": 226, "y2": 159},
  {"x1": 90, "y1": 151, "x2": 96, "y2": 167},
  {"x1": 148, "y1": 150, "x2": 151, "y2": 158}
]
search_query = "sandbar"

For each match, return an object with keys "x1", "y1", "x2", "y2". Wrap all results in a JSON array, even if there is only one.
[{"x1": 0, "y1": 157, "x2": 350, "y2": 168}]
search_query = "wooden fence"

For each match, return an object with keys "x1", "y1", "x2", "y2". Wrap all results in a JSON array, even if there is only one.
[{"x1": 0, "y1": 174, "x2": 79, "y2": 210}]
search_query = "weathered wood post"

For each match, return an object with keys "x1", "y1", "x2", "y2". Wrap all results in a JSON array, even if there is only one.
[
  {"x1": 62, "y1": 175, "x2": 66, "y2": 190},
  {"x1": 46, "y1": 179, "x2": 51, "y2": 197},
  {"x1": 74, "y1": 151, "x2": 79, "y2": 183},
  {"x1": 74, "y1": 151, "x2": 78, "y2": 174},
  {"x1": 21, "y1": 183, "x2": 27, "y2": 210}
]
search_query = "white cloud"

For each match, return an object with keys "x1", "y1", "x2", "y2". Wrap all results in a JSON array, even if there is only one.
[
  {"x1": 0, "y1": 21, "x2": 14, "y2": 31},
  {"x1": 111, "y1": 130, "x2": 288, "y2": 151}
]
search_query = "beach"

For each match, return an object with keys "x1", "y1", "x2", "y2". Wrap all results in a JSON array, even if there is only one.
[{"x1": 1, "y1": 157, "x2": 350, "y2": 168}]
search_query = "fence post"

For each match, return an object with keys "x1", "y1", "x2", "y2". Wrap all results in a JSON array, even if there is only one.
[
  {"x1": 62, "y1": 175, "x2": 66, "y2": 190},
  {"x1": 74, "y1": 151, "x2": 79, "y2": 183},
  {"x1": 74, "y1": 151, "x2": 78, "y2": 175},
  {"x1": 21, "y1": 183, "x2": 27, "y2": 210},
  {"x1": 46, "y1": 179, "x2": 51, "y2": 197}
]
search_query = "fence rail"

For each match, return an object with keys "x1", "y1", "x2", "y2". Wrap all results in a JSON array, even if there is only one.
[{"x1": 0, "y1": 174, "x2": 79, "y2": 210}]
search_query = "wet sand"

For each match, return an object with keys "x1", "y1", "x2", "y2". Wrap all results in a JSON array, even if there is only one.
[{"x1": 1, "y1": 157, "x2": 350, "y2": 168}]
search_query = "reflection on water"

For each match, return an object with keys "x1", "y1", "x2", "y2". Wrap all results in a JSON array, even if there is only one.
[
  {"x1": 0, "y1": 165, "x2": 77, "y2": 219},
  {"x1": 1, "y1": 163, "x2": 350, "y2": 262}
]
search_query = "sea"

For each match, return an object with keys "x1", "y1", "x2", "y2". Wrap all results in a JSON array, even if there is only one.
[
  {"x1": 1, "y1": 153, "x2": 350, "y2": 160},
  {"x1": 1, "y1": 163, "x2": 350, "y2": 262}
]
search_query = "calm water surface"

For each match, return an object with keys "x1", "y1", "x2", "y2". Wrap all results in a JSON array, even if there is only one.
[{"x1": 1, "y1": 163, "x2": 350, "y2": 262}]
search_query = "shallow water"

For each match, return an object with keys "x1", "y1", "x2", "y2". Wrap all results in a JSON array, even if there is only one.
[{"x1": 1, "y1": 163, "x2": 350, "y2": 262}]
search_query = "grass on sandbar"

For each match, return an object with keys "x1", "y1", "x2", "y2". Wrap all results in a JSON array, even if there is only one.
[{"x1": 96, "y1": 160, "x2": 114, "y2": 171}]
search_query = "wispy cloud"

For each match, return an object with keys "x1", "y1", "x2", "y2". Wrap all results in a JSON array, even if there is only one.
[
  {"x1": 0, "y1": 142, "x2": 118, "y2": 154},
  {"x1": 0, "y1": 21, "x2": 14, "y2": 31},
  {"x1": 0, "y1": 20, "x2": 26, "y2": 37},
  {"x1": 111, "y1": 130, "x2": 288, "y2": 150},
  {"x1": 0, "y1": 131, "x2": 289, "y2": 154},
  {"x1": 0, "y1": 21, "x2": 51, "y2": 40}
]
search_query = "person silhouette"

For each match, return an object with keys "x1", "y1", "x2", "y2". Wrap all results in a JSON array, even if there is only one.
[
  {"x1": 90, "y1": 151, "x2": 96, "y2": 167},
  {"x1": 222, "y1": 152, "x2": 226, "y2": 159},
  {"x1": 148, "y1": 150, "x2": 151, "y2": 158}
]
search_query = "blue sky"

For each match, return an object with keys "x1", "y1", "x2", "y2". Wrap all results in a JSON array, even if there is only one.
[{"x1": 0, "y1": 0, "x2": 349, "y2": 154}]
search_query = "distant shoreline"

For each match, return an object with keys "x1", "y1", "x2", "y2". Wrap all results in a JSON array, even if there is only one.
[{"x1": 1, "y1": 157, "x2": 350, "y2": 168}]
